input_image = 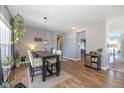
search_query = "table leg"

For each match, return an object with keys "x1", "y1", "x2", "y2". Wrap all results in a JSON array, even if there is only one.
[
  {"x1": 56, "y1": 56, "x2": 60, "y2": 76},
  {"x1": 42, "y1": 58, "x2": 47, "y2": 81}
]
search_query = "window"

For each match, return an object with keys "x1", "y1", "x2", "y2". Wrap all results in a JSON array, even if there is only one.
[
  {"x1": 0, "y1": 19, "x2": 11, "y2": 63},
  {"x1": 0, "y1": 19, "x2": 11, "y2": 81}
]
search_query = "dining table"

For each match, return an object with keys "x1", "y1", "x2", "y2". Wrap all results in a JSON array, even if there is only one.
[{"x1": 32, "y1": 51, "x2": 61, "y2": 82}]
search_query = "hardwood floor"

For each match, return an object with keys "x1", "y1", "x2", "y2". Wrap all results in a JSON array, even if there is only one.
[{"x1": 9, "y1": 60, "x2": 124, "y2": 88}]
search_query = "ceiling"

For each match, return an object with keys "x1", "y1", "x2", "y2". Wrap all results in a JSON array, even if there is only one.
[{"x1": 8, "y1": 5, "x2": 124, "y2": 32}]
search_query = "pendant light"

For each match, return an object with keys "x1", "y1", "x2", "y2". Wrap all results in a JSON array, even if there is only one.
[{"x1": 43, "y1": 17, "x2": 48, "y2": 45}]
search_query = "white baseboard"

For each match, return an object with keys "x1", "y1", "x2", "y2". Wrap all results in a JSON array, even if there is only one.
[
  {"x1": 63, "y1": 57, "x2": 81, "y2": 61},
  {"x1": 63, "y1": 56, "x2": 77, "y2": 61},
  {"x1": 75, "y1": 58, "x2": 81, "y2": 61},
  {"x1": 101, "y1": 66, "x2": 109, "y2": 70},
  {"x1": 63, "y1": 56, "x2": 81, "y2": 61}
]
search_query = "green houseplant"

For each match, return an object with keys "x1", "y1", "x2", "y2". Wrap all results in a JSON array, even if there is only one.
[
  {"x1": 3, "y1": 56, "x2": 13, "y2": 68},
  {"x1": 97, "y1": 48, "x2": 103, "y2": 54},
  {"x1": 10, "y1": 14, "x2": 25, "y2": 67},
  {"x1": 11, "y1": 14, "x2": 25, "y2": 44}
]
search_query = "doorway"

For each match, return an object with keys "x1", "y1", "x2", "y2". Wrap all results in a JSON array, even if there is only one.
[
  {"x1": 77, "y1": 31, "x2": 86, "y2": 59},
  {"x1": 109, "y1": 35, "x2": 121, "y2": 63},
  {"x1": 57, "y1": 34, "x2": 63, "y2": 57}
]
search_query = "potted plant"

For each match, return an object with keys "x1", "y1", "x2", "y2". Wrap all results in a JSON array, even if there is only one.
[
  {"x1": 11, "y1": 14, "x2": 25, "y2": 45},
  {"x1": 3, "y1": 56, "x2": 13, "y2": 69},
  {"x1": 10, "y1": 14, "x2": 25, "y2": 67},
  {"x1": 97, "y1": 48, "x2": 103, "y2": 54}
]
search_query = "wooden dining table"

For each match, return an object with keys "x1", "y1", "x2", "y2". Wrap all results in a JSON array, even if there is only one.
[{"x1": 32, "y1": 51, "x2": 61, "y2": 82}]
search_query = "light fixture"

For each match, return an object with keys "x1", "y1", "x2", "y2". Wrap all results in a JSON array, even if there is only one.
[
  {"x1": 29, "y1": 44, "x2": 36, "y2": 51},
  {"x1": 72, "y1": 26, "x2": 77, "y2": 30},
  {"x1": 44, "y1": 40, "x2": 48, "y2": 45},
  {"x1": 42, "y1": 47, "x2": 46, "y2": 52},
  {"x1": 16, "y1": 37, "x2": 19, "y2": 41},
  {"x1": 43, "y1": 17, "x2": 48, "y2": 45}
]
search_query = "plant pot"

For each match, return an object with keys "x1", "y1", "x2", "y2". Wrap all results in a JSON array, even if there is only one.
[
  {"x1": 16, "y1": 63, "x2": 20, "y2": 67},
  {"x1": 21, "y1": 56, "x2": 26, "y2": 62},
  {"x1": 97, "y1": 51, "x2": 102, "y2": 55},
  {"x1": 3, "y1": 65, "x2": 11, "y2": 69}
]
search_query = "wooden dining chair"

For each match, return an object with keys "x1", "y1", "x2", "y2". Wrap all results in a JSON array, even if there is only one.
[
  {"x1": 27, "y1": 50, "x2": 43, "y2": 82},
  {"x1": 46, "y1": 50, "x2": 62, "y2": 72},
  {"x1": 56, "y1": 50, "x2": 62, "y2": 61},
  {"x1": 52, "y1": 49, "x2": 56, "y2": 54}
]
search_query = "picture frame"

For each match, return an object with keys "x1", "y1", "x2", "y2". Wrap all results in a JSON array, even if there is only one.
[{"x1": 34, "y1": 37, "x2": 42, "y2": 42}]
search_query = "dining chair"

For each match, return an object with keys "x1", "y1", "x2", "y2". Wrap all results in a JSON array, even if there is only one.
[
  {"x1": 27, "y1": 50, "x2": 43, "y2": 82},
  {"x1": 46, "y1": 50, "x2": 62, "y2": 72},
  {"x1": 56, "y1": 50, "x2": 62, "y2": 61},
  {"x1": 52, "y1": 49, "x2": 56, "y2": 54}
]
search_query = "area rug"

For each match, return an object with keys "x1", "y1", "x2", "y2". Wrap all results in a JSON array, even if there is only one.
[{"x1": 27, "y1": 69, "x2": 71, "y2": 88}]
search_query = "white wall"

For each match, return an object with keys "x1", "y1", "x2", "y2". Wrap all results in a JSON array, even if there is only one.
[
  {"x1": 86, "y1": 22, "x2": 106, "y2": 52},
  {"x1": 86, "y1": 21, "x2": 108, "y2": 67},
  {"x1": 63, "y1": 31, "x2": 77, "y2": 60},
  {"x1": 15, "y1": 27, "x2": 64, "y2": 60},
  {"x1": 109, "y1": 16, "x2": 124, "y2": 34}
]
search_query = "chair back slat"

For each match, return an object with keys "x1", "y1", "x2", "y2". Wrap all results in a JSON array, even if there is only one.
[{"x1": 27, "y1": 50, "x2": 33, "y2": 66}]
